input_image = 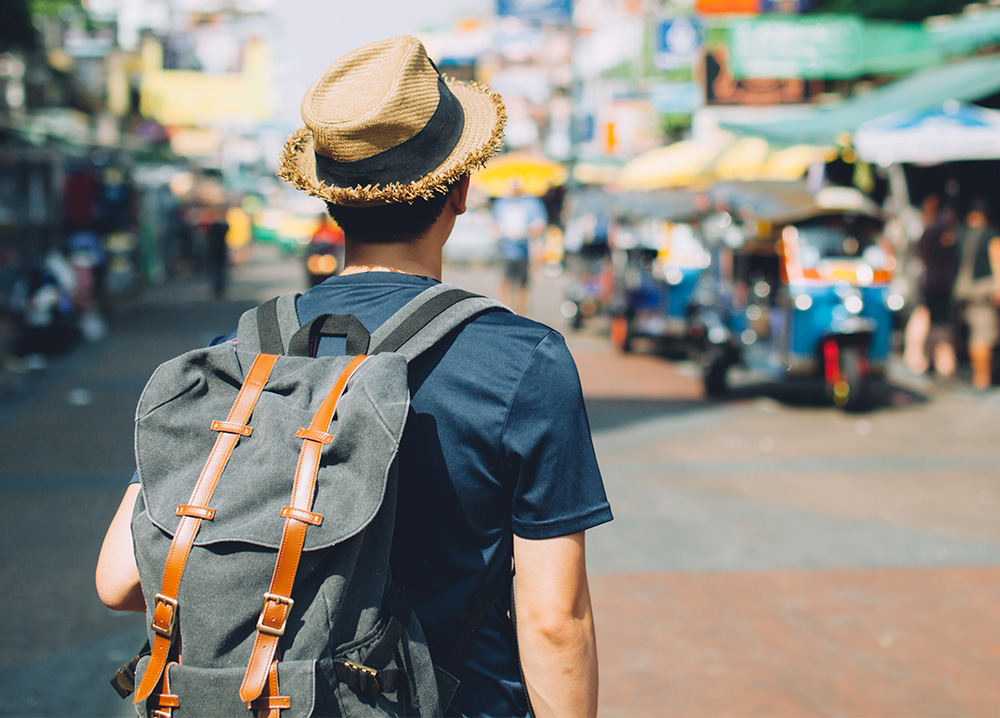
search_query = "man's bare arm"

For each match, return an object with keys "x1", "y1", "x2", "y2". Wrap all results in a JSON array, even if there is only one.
[
  {"x1": 95, "y1": 483, "x2": 145, "y2": 612},
  {"x1": 513, "y1": 531, "x2": 598, "y2": 718},
  {"x1": 988, "y1": 236, "x2": 1000, "y2": 305}
]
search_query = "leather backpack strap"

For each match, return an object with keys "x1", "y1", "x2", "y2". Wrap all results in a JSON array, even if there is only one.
[
  {"x1": 249, "y1": 662, "x2": 290, "y2": 718},
  {"x1": 150, "y1": 661, "x2": 180, "y2": 718},
  {"x1": 134, "y1": 352, "x2": 280, "y2": 704},
  {"x1": 239, "y1": 354, "x2": 371, "y2": 703}
]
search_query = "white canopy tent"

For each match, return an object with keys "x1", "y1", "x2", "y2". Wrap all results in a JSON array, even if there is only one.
[{"x1": 854, "y1": 100, "x2": 1000, "y2": 165}]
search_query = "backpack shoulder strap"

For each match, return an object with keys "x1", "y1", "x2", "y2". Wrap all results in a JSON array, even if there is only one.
[
  {"x1": 236, "y1": 292, "x2": 300, "y2": 368},
  {"x1": 369, "y1": 283, "x2": 510, "y2": 359}
]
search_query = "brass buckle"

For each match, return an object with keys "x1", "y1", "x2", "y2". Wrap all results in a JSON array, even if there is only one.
[
  {"x1": 342, "y1": 660, "x2": 380, "y2": 694},
  {"x1": 256, "y1": 592, "x2": 294, "y2": 637},
  {"x1": 151, "y1": 594, "x2": 178, "y2": 638}
]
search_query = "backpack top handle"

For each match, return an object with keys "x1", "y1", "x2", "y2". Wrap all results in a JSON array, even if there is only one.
[{"x1": 287, "y1": 314, "x2": 371, "y2": 357}]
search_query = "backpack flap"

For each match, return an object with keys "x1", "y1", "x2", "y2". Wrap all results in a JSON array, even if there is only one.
[
  {"x1": 135, "y1": 344, "x2": 410, "y2": 552},
  {"x1": 134, "y1": 656, "x2": 328, "y2": 717}
]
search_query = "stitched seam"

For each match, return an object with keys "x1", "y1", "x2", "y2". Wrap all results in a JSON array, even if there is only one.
[
  {"x1": 360, "y1": 383, "x2": 399, "y2": 436},
  {"x1": 512, "y1": 503, "x2": 612, "y2": 533},
  {"x1": 498, "y1": 330, "x2": 555, "y2": 479}
]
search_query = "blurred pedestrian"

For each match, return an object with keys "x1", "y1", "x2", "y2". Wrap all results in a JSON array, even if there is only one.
[
  {"x1": 492, "y1": 175, "x2": 547, "y2": 315},
  {"x1": 67, "y1": 229, "x2": 108, "y2": 342},
  {"x1": 204, "y1": 208, "x2": 230, "y2": 300},
  {"x1": 10, "y1": 250, "x2": 79, "y2": 364},
  {"x1": 903, "y1": 194, "x2": 958, "y2": 378},
  {"x1": 952, "y1": 198, "x2": 1000, "y2": 390},
  {"x1": 305, "y1": 212, "x2": 346, "y2": 286}
]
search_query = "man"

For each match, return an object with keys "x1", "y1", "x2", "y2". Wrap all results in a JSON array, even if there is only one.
[
  {"x1": 306, "y1": 212, "x2": 346, "y2": 285},
  {"x1": 903, "y1": 193, "x2": 957, "y2": 378},
  {"x1": 96, "y1": 35, "x2": 611, "y2": 717},
  {"x1": 953, "y1": 199, "x2": 1000, "y2": 390},
  {"x1": 492, "y1": 175, "x2": 548, "y2": 316},
  {"x1": 203, "y1": 207, "x2": 230, "y2": 300}
]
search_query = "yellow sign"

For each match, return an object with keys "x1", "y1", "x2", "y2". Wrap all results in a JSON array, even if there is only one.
[{"x1": 140, "y1": 37, "x2": 272, "y2": 125}]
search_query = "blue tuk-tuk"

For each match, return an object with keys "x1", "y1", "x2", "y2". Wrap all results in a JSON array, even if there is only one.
[
  {"x1": 691, "y1": 186, "x2": 904, "y2": 411},
  {"x1": 606, "y1": 190, "x2": 711, "y2": 353},
  {"x1": 561, "y1": 189, "x2": 616, "y2": 330}
]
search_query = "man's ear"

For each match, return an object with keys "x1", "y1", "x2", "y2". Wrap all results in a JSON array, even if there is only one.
[{"x1": 448, "y1": 175, "x2": 471, "y2": 216}]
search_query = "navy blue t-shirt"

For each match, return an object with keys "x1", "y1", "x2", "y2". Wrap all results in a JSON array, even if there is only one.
[
  {"x1": 298, "y1": 273, "x2": 611, "y2": 717},
  {"x1": 136, "y1": 271, "x2": 612, "y2": 717}
]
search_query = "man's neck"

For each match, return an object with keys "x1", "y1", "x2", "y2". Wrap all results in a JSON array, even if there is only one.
[
  {"x1": 337, "y1": 179, "x2": 463, "y2": 281},
  {"x1": 340, "y1": 237, "x2": 443, "y2": 280}
]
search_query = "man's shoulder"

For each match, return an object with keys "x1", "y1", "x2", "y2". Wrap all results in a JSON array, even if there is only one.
[{"x1": 463, "y1": 306, "x2": 565, "y2": 352}]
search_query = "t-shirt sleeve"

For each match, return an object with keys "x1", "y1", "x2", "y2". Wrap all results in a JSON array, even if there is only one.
[{"x1": 503, "y1": 331, "x2": 612, "y2": 539}]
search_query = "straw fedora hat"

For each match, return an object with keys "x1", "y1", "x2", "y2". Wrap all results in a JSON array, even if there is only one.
[{"x1": 278, "y1": 35, "x2": 506, "y2": 207}]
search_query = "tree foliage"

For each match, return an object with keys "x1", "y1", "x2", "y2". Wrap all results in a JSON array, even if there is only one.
[{"x1": 808, "y1": 0, "x2": 973, "y2": 22}]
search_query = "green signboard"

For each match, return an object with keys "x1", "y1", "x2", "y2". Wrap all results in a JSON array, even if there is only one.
[{"x1": 727, "y1": 15, "x2": 938, "y2": 80}]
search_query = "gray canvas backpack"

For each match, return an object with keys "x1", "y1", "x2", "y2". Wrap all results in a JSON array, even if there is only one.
[{"x1": 128, "y1": 284, "x2": 510, "y2": 717}]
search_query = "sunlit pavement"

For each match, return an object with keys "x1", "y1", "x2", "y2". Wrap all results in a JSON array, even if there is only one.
[
  {"x1": 563, "y1": 313, "x2": 1000, "y2": 714},
  {"x1": 1, "y1": 243, "x2": 998, "y2": 716}
]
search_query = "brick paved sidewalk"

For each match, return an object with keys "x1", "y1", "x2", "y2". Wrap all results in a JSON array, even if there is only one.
[{"x1": 576, "y1": 336, "x2": 1000, "y2": 718}]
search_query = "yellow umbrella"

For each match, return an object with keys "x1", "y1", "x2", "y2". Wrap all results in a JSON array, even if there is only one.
[
  {"x1": 472, "y1": 152, "x2": 568, "y2": 197},
  {"x1": 761, "y1": 145, "x2": 837, "y2": 181},
  {"x1": 618, "y1": 140, "x2": 725, "y2": 191},
  {"x1": 711, "y1": 137, "x2": 770, "y2": 181},
  {"x1": 571, "y1": 159, "x2": 623, "y2": 186}
]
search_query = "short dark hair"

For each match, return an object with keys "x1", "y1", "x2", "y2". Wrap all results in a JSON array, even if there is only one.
[{"x1": 326, "y1": 185, "x2": 454, "y2": 244}]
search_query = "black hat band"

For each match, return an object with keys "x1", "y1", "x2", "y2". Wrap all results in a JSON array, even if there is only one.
[{"x1": 314, "y1": 77, "x2": 466, "y2": 190}]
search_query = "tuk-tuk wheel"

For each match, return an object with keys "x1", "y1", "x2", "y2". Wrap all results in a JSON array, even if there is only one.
[
  {"x1": 611, "y1": 316, "x2": 633, "y2": 353},
  {"x1": 830, "y1": 344, "x2": 872, "y2": 412},
  {"x1": 702, "y1": 349, "x2": 731, "y2": 398}
]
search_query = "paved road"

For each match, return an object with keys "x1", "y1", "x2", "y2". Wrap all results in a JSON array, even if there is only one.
[{"x1": 1, "y1": 243, "x2": 998, "y2": 716}]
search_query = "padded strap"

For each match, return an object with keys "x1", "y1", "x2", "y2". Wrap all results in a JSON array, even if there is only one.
[
  {"x1": 255, "y1": 298, "x2": 284, "y2": 355},
  {"x1": 237, "y1": 293, "x2": 300, "y2": 368},
  {"x1": 134, "y1": 353, "x2": 279, "y2": 704},
  {"x1": 240, "y1": 355, "x2": 371, "y2": 703},
  {"x1": 369, "y1": 283, "x2": 510, "y2": 360}
]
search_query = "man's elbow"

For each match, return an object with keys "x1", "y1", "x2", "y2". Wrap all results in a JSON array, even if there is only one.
[
  {"x1": 95, "y1": 559, "x2": 145, "y2": 612},
  {"x1": 96, "y1": 575, "x2": 129, "y2": 610},
  {"x1": 524, "y1": 615, "x2": 594, "y2": 651}
]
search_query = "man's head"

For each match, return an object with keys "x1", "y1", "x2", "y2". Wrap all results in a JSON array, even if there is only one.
[
  {"x1": 278, "y1": 35, "x2": 505, "y2": 242},
  {"x1": 967, "y1": 197, "x2": 990, "y2": 227}
]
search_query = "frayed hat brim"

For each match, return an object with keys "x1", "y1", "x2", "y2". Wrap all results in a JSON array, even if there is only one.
[{"x1": 278, "y1": 78, "x2": 506, "y2": 207}]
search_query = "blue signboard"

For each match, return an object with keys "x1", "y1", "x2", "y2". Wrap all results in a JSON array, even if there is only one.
[
  {"x1": 496, "y1": 0, "x2": 572, "y2": 22},
  {"x1": 648, "y1": 82, "x2": 702, "y2": 113},
  {"x1": 654, "y1": 18, "x2": 704, "y2": 70},
  {"x1": 761, "y1": 0, "x2": 810, "y2": 11}
]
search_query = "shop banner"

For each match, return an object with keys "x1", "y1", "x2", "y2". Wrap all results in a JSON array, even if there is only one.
[
  {"x1": 704, "y1": 44, "x2": 823, "y2": 104},
  {"x1": 729, "y1": 15, "x2": 864, "y2": 78},
  {"x1": 694, "y1": 0, "x2": 759, "y2": 15},
  {"x1": 727, "y1": 15, "x2": 934, "y2": 79},
  {"x1": 496, "y1": 0, "x2": 572, "y2": 22}
]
